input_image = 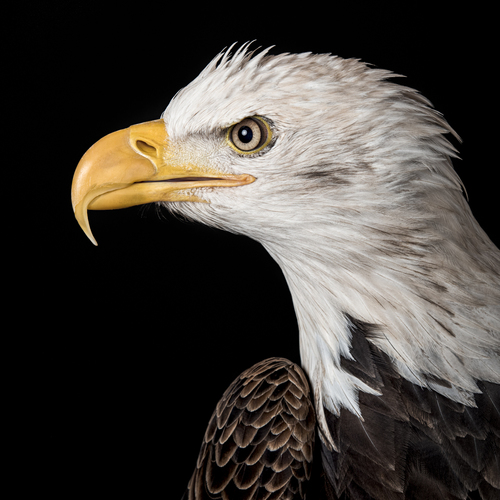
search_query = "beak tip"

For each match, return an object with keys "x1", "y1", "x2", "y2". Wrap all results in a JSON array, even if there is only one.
[
  {"x1": 82, "y1": 222, "x2": 99, "y2": 246},
  {"x1": 80, "y1": 222, "x2": 99, "y2": 246},
  {"x1": 74, "y1": 200, "x2": 99, "y2": 246}
]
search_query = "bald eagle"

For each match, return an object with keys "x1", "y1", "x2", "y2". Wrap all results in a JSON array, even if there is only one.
[{"x1": 72, "y1": 45, "x2": 500, "y2": 499}]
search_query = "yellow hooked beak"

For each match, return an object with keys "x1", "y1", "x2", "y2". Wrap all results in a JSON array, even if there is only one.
[{"x1": 71, "y1": 120, "x2": 255, "y2": 245}]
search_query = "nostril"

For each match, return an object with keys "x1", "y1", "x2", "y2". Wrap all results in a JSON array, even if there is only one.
[{"x1": 135, "y1": 140, "x2": 158, "y2": 158}]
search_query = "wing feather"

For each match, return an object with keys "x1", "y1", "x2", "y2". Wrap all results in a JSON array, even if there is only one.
[{"x1": 183, "y1": 358, "x2": 315, "y2": 500}]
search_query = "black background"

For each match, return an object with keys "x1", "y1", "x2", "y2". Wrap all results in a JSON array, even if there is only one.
[{"x1": 9, "y1": 2, "x2": 498, "y2": 497}]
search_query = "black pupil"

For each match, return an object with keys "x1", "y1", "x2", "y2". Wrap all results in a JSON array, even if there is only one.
[{"x1": 238, "y1": 126, "x2": 253, "y2": 143}]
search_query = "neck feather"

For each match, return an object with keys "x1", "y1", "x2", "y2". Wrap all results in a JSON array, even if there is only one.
[{"x1": 263, "y1": 208, "x2": 500, "y2": 422}]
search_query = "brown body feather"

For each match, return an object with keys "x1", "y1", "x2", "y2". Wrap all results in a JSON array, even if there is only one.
[{"x1": 316, "y1": 316, "x2": 500, "y2": 499}]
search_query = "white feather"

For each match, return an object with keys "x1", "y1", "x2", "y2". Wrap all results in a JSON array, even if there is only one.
[{"x1": 161, "y1": 46, "x2": 500, "y2": 445}]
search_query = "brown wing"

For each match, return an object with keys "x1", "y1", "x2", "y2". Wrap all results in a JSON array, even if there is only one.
[{"x1": 183, "y1": 357, "x2": 316, "y2": 500}]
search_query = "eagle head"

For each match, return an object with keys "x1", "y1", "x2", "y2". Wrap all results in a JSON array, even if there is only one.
[{"x1": 72, "y1": 45, "x2": 500, "y2": 427}]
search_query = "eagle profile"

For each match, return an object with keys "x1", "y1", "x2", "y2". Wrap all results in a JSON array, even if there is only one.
[{"x1": 72, "y1": 45, "x2": 500, "y2": 499}]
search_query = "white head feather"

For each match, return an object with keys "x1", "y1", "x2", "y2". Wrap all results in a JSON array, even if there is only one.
[{"x1": 162, "y1": 45, "x2": 500, "y2": 440}]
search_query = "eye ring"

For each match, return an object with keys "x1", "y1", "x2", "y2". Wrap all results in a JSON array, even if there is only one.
[{"x1": 226, "y1": 116, "x2": 272, "y2": 154}]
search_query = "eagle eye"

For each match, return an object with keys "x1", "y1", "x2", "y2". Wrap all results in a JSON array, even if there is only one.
[{"x1": 227, "y1": 117, "x2": 272, "y2": 154}]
